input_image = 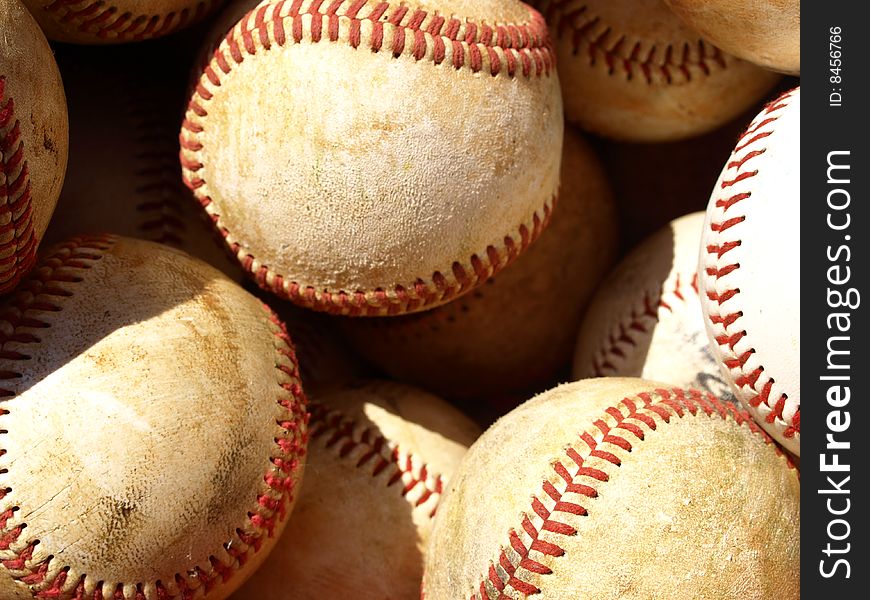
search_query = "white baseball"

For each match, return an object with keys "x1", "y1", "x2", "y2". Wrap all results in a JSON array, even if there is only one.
[
  {"x1": 423, "y1": 378, "x2": 799, "y2": 599},
  {"x1": 574, "y1": 212, "x2": 733, "y2": 402},
  {"x1": 0, "y1": 235, "x2": 308, "y2": 600},
  {"x1": 699, "y1": 87, "x2": 800, "y2": 455},
  {"x1": 179, "y1": 0, "x2": 563, "y2": 316}
]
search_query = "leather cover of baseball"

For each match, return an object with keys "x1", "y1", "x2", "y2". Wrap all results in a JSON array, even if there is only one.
[
  {"x1": 338, "y1": 126, "x2": 617, "y2": 400},
  {"x1": 532, "y1": 0, "x2": 781, "y2": 141},
  {"x1": 231, "y1": 380, "x2": 481, "y2": 600},
  {"x1": 573, "y1": 212, "x2": 733, "y2": 402},
  {"x1": 0, "y1": 235, "x2": 308, "y2": 600},
  {"x1": 180, "y1": 0, "x2": 564, "y2": 316},
  {"x1": 0, "y1": 0, "x2": 67, "y2": 293},
  {"x1": 700, "y1": 87, "x2": 800, "y2": 456},
  {"x1": 423, "y1": 377, "x2": 799, "y2": 599},
  {"x1": 20, "y1": 0, "x2": 225, "y2": 44},
  {"x1": 663, "y1": 0, "x2": 799, "y2": 75}
]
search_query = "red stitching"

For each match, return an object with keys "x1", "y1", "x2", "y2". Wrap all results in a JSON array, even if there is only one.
[
  {"x1": 468, "y1": 387, "x2": 793, "y2": 599},
  {"x1": 0, "y1": 77, "x2": 38, "y2": 294},
  {"x1": 539, "y1": 0, "x2": 729, "y2": 85},
  {"x1": 702, "y1": 88, "x2": 799, "y2": 440},
  {"x1": 180, "y1": 0, "x2": 557, "y2": 316},
  {"x1": 0, "y1": 235, "x2": 309, "y2": 599},
  {"x1": 308, "y1": 400, "x2": 445, "y2": 517},
  {"x1": 589, "y1": 272, "x2": 698, "y2": 376},
  {"x1": 42, "y1": 0, "x2": 221, "y2": 42}
]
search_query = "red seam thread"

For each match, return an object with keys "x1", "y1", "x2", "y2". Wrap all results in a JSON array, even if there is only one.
[
  {"x1": 468, "y1": 387, "x2": 793, "y2": 599},
  {"x1": 540, "y1": 0, "x2": 728, "y2": 85},
  {"x1": 702, "y1": 88, "x2": 799, "y2": 440},
  {"x1": 43, "y1": 0, "x2": 221, "y2": 42},
  {"x1": 590, "y1": 272, "x2": 698, "y2": 376},
  {"x1": 308, "y1": 401, "x2": 445, "y2": 518},
  {"x1": 0, "y1": 76, "x2": 38, "y2": 294},
  {"x1": 180, "y1": 1, "x2": 557, "y2": 316},
  {"x1": 0, "y1": 235, "x2": 309, "y2": 599}
]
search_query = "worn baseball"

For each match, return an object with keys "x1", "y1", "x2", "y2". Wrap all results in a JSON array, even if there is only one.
[
  {"x1": 0, "y1": 235, "x2": 308, "y2": 600},
  {"x1": 573, "y1": 212, "x2": 732, "y2": 401},
  {"x1": 532, "y1": 0, "x2": 780, "y2": 141},
  {"x1": 0, "y1": 0, "x2": 67, "y2": 293},
  {"x1": 42, "y1": 48, "x2": 240, "y2": 279},
  {"x1": 180, "y1": 0, "x2": 563, "y2": 316},
  {"x1": 20, "y1": 1, "x2": 224, "y2": 44},
  {"x1": 663, "y1": 0, "x2": 799, "y2": 75},
  {"x1": 232, "y1": 380, "x2": 481, "y2": 600},
  {"x1": 338, "y1": 127, "x2": 617, "y2": 399},
  {"x1": 700, "y1": 88, "x2": 800, "y2": 456},
  {"x1": 424, "y1": 378, "x2": 800, "y2": 599}
]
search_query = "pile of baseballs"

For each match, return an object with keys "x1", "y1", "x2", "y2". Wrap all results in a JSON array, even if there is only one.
[{"x1": 1, "y1": 0, "x2": 799, "y2": 598}]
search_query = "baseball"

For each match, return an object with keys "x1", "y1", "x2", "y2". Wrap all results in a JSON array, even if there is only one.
[
  {"x1": 699, "y1": 87, "x2": 800, "y2": 456},
  {"x1": 663, "y1": 0, "x2": 799, "y2": 75},
  {"x1": 0, "y1": 235, "x2": 308, "y2": 600},
  {"x1": 0, "y1": 0, "x2": 68, "y2": 293},
  {"x1": 573, "y1": 212, "x2": 733, "y2": 401},
  {"x1": 42, "y1": 48, "x2": 240, "y2": 280},
  {"x1": 423, "y1": 378, "x2": 800, "y2": 599},
  {"x1": 231, "y1": 380, "x2": 481, "y2": 600},
  {"x1": 532, "y1": 0, "x2": 781, "y2": 141},
  {"x1": 19, "y1": 0, "x2": 224, "y2": 44},
  {"x1": 338, "y1": 127, "x2": 617, "y2": 400},
  {"x1": 180, "y1": 0, "x2": 563, "y2": 316}
]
